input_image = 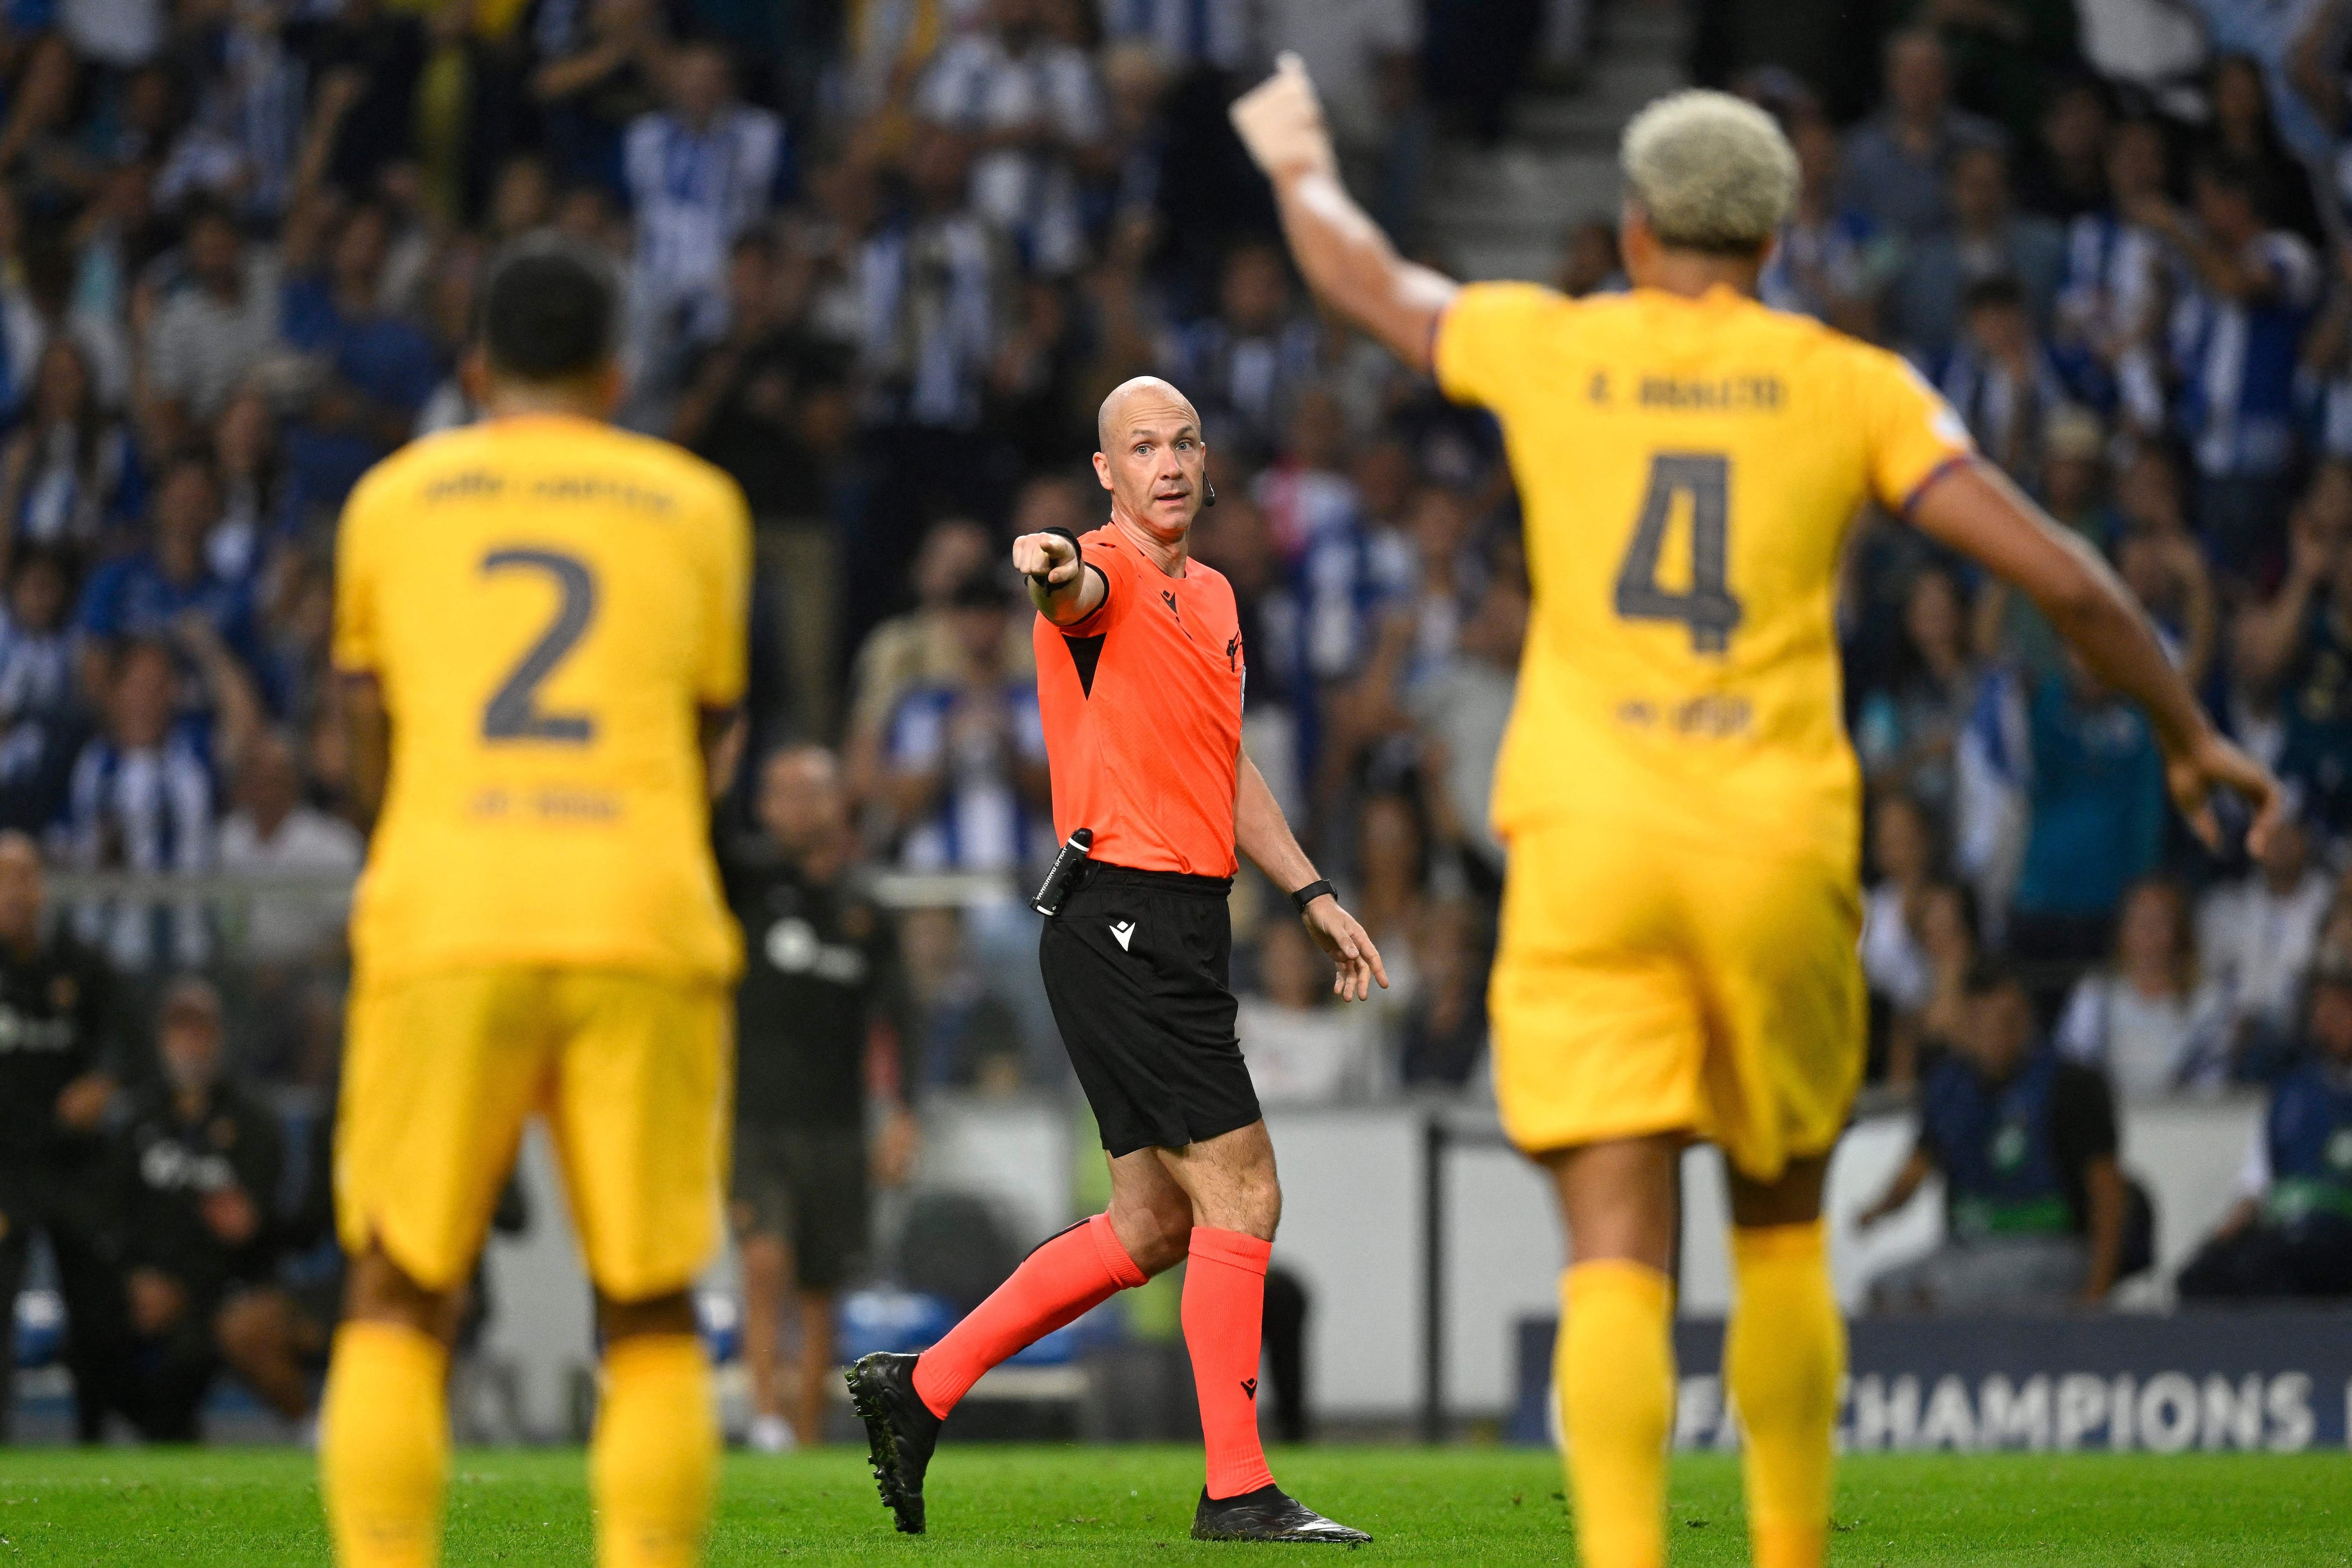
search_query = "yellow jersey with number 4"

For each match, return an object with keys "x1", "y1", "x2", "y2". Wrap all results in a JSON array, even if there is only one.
[
  {"x1": 333, "y1": 413, "x2": 751, "y2": 985},
  {"x1": 1435, "y1": 282, "x2": 1973, "y2": 860}
]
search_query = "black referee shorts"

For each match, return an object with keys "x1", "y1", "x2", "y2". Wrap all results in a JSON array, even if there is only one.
[{"x1": 1039, "y1": 863, "x2": 1261, "y2": 1159}]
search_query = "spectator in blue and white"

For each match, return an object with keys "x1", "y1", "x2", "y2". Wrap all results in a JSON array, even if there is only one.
[
  {"x1": 1760, "y1": 110, "x2": 1893, "y2": 340},
  {"x1": 2056, "y1": 876, "x2": 2233, "y2": 1098},
  {"x1": 0, "y1": 549, "x2": 87, "y2": 832},
  {"x1": 1, "y1": 222, "x2": 132, "y2": 418},
  {"x1": 278, "y1": 203, "x2": 440, "y2": 509},
  {"x1": 857, "y1": 127, "x2": 1002, "y2": 434},
  {"x1": 1890, "y1": 145, "x2": 2066, "y2": 362},
  {"x1": 140, "y1": 199, "x2": 286, "y2": 454},
  {"x1": 61, "y1": 638, "x2": 242, "y2": 970},
  {"x1": 2007, "y1": 652, "x2": 2168, "y2": 964},
  {"x1": 2144, "y1": 153, "x2": 2320, "y2": 575},
  {"x1": 207, "y1": 388, "x2": 296, "y2": 585},
  {"x1": 74, "y1": 452, "x2": 260, "y2": 698},
  {"x1": 1934, "y1": 276, "x2": 2072, "y2": 478},
  {"x1": 880, "y1": 571, "x2": 1050, "y2": 875},
  {"x1": 154, "y1": 0, "x2": 309, "y2": 222},
  {"x1": 917, "y1": 0, "x2": 1105, "y2": 278},
  {"x1": 0, "y1": 337, "x2": 141, "y2": 566},
  {"x1": 1953, "y1": 657, "x2": 2031, "y2": 942},
  {"x1": 1839, "y1": 29, "x2": 2005, "y2": 245},
  {"x1": 623, "y1": 40, "x2": 787, "y2": 363},
  {"x1": 2199, "y1": 804, "x2": 2332, "y2": 1078},
  {"x1": 1396, "y1": 483, "x2": 1484, "y2": 685},
  {"x1": 1162, "y1": 241, "x2": 1321, "y2": 465},
  {"x1": 2053, "y1": 118, "x2": 2172, "y2": 435}
]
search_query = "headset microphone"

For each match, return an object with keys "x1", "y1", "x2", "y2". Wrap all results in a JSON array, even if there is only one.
[{"x1": 1204, "y1": 478, "x2": 1217, "y2": 507}]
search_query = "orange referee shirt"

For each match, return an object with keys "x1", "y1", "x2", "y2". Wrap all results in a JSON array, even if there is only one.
[{"x1": 1033, "y1": 523, "x2": 1244, "y2": 877}]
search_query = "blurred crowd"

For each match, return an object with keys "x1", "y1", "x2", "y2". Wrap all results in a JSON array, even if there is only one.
[{"x1": 14, "y1": 0, "x2": 2352, "y2": 1439}]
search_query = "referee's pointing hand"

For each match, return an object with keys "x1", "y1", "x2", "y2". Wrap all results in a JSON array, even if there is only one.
[
  {"x1": 1302, "y1": 894, "x2": 1388, "y2": 1003},
  {"x1": 1013, "y1": 531, "x2": 1081, "y2": 589}
]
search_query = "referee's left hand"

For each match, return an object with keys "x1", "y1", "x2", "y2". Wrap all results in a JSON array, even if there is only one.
[{"x1": 1302, "y1": 895, "x2": 1388, "y2": 1002}]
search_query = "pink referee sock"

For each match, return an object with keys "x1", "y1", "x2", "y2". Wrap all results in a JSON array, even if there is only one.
[
  {"x1": 913, "y1": 1212, "x2": 1147, "y2": 1418},
  {"x1": 1184, "y1": 1226, "x2": 1278, "y2": 1500}
]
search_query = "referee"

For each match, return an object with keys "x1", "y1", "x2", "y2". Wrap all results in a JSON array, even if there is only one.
[{"x1": 850, "y1": 376, "x2": 1383, "y2": 1544}]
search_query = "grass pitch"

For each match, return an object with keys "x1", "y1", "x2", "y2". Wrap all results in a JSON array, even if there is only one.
[{"x1": 0, "y1": 1444, "x2": 2345, "y2": 1565}]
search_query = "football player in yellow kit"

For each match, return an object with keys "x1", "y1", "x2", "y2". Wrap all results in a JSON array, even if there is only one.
[
  {"x1": 318, "y1": 237, "x2": 750, "y2": 1568},
  {"x1": 1233, "y1": 64, "x2": 2281, "y2": 1568}
]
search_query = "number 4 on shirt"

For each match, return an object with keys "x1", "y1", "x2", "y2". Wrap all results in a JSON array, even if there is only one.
[{"x1": 1613, "y1": 452, "x2": 1742, "y2": 655}]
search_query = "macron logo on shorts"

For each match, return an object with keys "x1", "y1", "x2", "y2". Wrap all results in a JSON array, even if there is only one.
[{"x1": 1110, "y1": 920, "x2": 1136, "y2": 951}]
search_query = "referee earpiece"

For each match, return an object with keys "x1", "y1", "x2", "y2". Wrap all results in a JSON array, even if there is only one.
[{"x1": 1204, "y1": 477, "x2": 1217, "y2": 507}]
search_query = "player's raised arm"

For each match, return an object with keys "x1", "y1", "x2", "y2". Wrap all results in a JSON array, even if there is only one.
[
  {"x1": 1908, "y1": 460, "x2": 2284, "y2": 854},
  {"x1": 1230, "y1": 55, "x2": 1458, "y2": 372}
]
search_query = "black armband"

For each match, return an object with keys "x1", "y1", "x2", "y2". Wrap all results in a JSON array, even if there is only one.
[{"x1": 1289, "y1": 878, "x2": 1336, "y2": 914}]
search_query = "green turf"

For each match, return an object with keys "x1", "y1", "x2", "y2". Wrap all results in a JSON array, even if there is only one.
[{"x1": 0, "y1": 1445, "x2": 2345, "y2": 1564}]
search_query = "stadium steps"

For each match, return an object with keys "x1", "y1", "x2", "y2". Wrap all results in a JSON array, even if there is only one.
[{"x1": 1423, "y1": 0, "x2": 1691, "y2": 282}]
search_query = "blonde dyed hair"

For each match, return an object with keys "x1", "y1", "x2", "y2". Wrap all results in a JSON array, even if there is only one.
[{"x1": 1620, "y1": 89, "x2": 1798, "y2": 254}]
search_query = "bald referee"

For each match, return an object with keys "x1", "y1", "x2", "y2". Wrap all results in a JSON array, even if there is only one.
[{"x1": 849, "y1": 376, "x2": 1383, "y2": 1544}]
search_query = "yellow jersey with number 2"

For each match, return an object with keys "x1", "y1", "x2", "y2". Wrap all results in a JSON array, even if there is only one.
[
  {"x1": 1436, "y1": 282, "x2": 1973, "y2": 861},
  {"x1": 333, "y1": 412, "x2": 751, "y2": 987}
]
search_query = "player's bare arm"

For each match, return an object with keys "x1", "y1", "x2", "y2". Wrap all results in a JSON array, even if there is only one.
[
  {"x1": 1231, "y1": 54, "x2": 1458, "y2": 371},
  {"x1": 339, "y1": 671, "x2": 390, "y2": 833},
  {"x1": 700, "y1": 704, "x2": 746, "y2": 799},
  {"x1": 1908, "y1": 460, "x2": 2284, "y2": 854},
  {"x1": 1233, "y1": 747, "x2": 1387, "y2": 1002}
]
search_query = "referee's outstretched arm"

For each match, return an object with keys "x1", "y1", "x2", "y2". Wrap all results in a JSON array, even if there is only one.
[{"x1": 1236, "y1": 748, "x2": 1387, "y2": 1002}]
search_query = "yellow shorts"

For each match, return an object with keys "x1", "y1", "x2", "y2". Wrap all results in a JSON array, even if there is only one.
[
  {"x1": 1489, "y1": 815, "x2": 1864, "y2": 1181},
  {"x1": 336, "y1": 966, "x2": 732, "y2": 1300}
]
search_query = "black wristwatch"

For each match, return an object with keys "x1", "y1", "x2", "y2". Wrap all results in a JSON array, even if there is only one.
[{"x1": 1289, "y1": 878, "x2": 1335, "y2": 914}]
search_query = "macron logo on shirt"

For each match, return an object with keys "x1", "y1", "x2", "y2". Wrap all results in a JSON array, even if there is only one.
[{"x1": 1110, "y1": 920, "x2": 1136, "y2": 951}]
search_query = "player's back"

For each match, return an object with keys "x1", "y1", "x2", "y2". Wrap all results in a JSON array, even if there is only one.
[
  {"x1": 1436, "y1": 282, "x2": 1970, "y2": 860},
  {"x1": 334, "y1": 413, "x2": 751, "y2": 984}
]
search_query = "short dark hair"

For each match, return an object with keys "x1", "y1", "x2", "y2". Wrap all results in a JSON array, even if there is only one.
[{"x1": 479, "y1": 237, "x2": 619, "y2": 382}]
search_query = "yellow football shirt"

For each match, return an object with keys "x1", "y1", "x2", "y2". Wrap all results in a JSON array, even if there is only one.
[
  {"x1": 1436, "y1": 282, "x2": 1974, "y2": 860},
  {"x1": 333, "y1": 413, "x2": 752, "y2": 985}
]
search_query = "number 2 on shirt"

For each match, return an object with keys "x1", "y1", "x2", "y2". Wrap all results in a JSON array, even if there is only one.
[
  {"x1": 480, "y1": 547, "x2": 598, "y2": 743},
  {"x1": 1613, "y1": 452, "x2": 1743, "y2": 654}
]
